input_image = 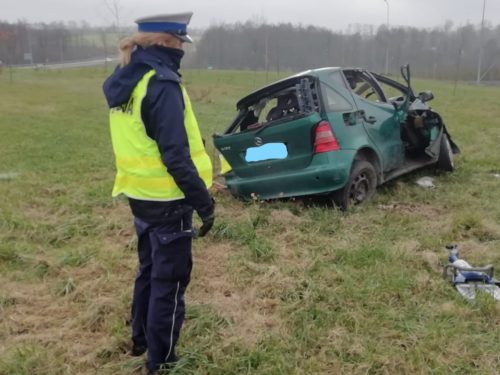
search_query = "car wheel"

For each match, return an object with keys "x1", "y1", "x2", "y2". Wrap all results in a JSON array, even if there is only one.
[
  {"x1": 333, "y1": 160, "x2": 377, "y2": 210},
  {"x1": 437, "y1": 133, "x2": 454, "y2": 172}
]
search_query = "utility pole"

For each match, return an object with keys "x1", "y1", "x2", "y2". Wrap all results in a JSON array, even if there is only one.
[
  {"x1": 476, "y1": 0, "x2": 486, "y2": 84},
  {"x1": 264, "y1": 31, "x2": 269, "y2": 82},
  {"x1": 383, "y1": 0, "x2": 390, "y2": 75}
]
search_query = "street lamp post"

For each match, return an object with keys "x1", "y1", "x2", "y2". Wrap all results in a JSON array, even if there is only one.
[
  {"x1": 384, "y1": 0, "x2": 390, "y2": 75},
  {"x1": 476, "y1": 0, "x2": 486, "y2": 84}
]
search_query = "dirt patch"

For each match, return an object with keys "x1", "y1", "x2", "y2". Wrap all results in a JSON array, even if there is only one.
[
  {"x1": 378, "y1": 202, "x2": 446, "y2": 220},
  {"x1": 397, "y1": 239, "x2": 422, "y2": 253},
  {"x1": 268, "y1": 209, "x2": 303, "y2": 227},
  {"x1": 216, "y1": 202, "x2": 253, "y2": 224},
  {"x1": 190, "y1": 242, "x2": 282, "y2": 346},
  {"x1": 420, "y1": 250, "x2": 441, "y2": 272},
  {"x1": 22, "y1": 203, "x2": 67, "y2": 226},
  {"x1": 0, "y1": 240, "x2": 136, "y2": 372},
  {"x1": 96, "y1": 202, "x2": 135, "y2": 252},
  {"x1": 453, "y1": 239, "x2": 499, "y2": 265},
  {"x1": 93, "y1": 200, "x2": 131, "y2": 224},
  {"x1": 1, "y1": 279, "x2": 102, "y2": 348}
]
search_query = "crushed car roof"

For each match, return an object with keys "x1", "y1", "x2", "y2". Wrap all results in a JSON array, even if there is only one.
[{"x1": 236, "y1": 67, "x2": 345, "y2": 109}]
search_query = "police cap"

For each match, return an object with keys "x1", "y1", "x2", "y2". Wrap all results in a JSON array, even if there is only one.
[{"x1": 135, "y1": 12, "x2": 193, "y2": 43}]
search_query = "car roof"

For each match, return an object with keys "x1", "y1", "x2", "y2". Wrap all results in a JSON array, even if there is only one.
[{"x1": 236, "y1": 67, "x2": 346, "y2": 109}]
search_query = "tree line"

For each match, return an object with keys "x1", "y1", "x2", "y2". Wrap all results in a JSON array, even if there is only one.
[
  {"x1": 196, "y1": 21, "x2": 500, "y2": 81},
  {"x1": 0, "y1": 21, "x2": 125, "y2": 66},
  {"x1": 1, "y1": 20, "x2": 499, "y2": 81}
]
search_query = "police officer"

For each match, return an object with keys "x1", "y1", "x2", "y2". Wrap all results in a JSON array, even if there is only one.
[{"x1": 102, "y1": 12, "x2": 214, "y2": 374}]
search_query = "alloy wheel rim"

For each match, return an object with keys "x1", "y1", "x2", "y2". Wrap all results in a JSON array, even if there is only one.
[{"x1": 349, "y1": 172, "x2": 369, "y2": 204}]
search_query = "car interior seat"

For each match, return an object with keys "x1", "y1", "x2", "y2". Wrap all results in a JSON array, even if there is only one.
[
  {"x1": 266, "y1": 93, "x2": 299, "y2": 122},
  {"x1": 346, "y1": 75, "x2": 358, "y2": 90}
]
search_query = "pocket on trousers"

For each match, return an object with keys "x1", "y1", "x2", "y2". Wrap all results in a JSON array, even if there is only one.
[
  {"x1": 152, "y1": 229, "x2": 194, "y2": 281},
  {"x1": 156, "y1": 230, "x2": 194, "y2": 245}
]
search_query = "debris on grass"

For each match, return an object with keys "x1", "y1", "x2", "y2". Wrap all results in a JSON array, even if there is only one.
[
  {"x1": 443, "y1": 244, "x2": 500, "y2": 301},
  {"x1": 0, "y1": 172, "x2": 19, "y2": 180},
  {"x1": 416, "y1": 176, "x2": 435, "y2": 188}
]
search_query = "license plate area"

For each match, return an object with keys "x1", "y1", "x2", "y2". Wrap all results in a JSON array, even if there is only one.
[{"x1": 245, "y1": 143, "x2": 288, "y2": 163}]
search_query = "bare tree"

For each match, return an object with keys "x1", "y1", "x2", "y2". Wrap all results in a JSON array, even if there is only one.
[
  {"x1": 0, "y1": 28, "x2": 17, "y2": 81},
  {"x1": 103, "y1": 0, "x2": 123, "y2": 35}
]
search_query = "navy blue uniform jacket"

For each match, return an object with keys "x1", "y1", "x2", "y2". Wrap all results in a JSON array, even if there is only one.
[{"x1": 103, "y1": 46, "x2": 213, "y2": 220}]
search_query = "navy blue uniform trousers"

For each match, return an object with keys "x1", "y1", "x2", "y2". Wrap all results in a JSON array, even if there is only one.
[{"x1": 131, "y1": 203, "x2": 193, "y2": 372}]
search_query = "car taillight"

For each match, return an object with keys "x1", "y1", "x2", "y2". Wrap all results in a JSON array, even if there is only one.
[{"x1": 314, "y1": 121, "x2": 340, "y2": 153}]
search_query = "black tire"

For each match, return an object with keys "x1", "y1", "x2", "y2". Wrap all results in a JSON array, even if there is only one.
[
  {"x1": 437, "y1": 133, "x2": 454, "y2": 172},
  {"x1": 332, "y1": 160, "x2": 377, "y2": 210}
]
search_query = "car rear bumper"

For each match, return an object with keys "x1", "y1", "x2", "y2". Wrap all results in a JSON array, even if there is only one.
[{"x1": 224, "y1": 150, "x2": 356, "y2": 200}]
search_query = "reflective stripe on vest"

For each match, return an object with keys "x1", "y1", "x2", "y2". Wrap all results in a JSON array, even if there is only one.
[{"x1": 109, "y1": 70, "x2": 212, "y2": 200}]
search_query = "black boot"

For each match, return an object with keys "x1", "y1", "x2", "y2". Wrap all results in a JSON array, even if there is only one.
[{"x1": 131, "y1": 344, "x2": 147, "y2": 356}]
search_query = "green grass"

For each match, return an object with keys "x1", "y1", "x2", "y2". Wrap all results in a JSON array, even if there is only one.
[{"x1": 1, "y1": 66, "x2": 499, "y2": 374}]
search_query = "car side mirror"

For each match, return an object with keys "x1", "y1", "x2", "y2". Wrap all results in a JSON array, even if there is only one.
[{"x1": 418, "y1": 91, "x2": 434, "y2": 102}]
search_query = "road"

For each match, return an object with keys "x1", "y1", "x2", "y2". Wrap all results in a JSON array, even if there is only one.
[{"x1": 13, "y1": 58, "x2": 117, "y2": 70}]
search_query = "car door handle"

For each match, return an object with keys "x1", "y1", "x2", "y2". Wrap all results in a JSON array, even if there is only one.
[
  {"x1": 365, "y1": 115, "x2": 377, "y2": 124},
  {"x1": 358, "y1": 110, "x2": 377, "y2": 124}
]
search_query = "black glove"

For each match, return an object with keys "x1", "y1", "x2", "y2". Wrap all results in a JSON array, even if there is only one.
[{"x1": 197, "y1": 212, "x2": 214, "y2": 237}]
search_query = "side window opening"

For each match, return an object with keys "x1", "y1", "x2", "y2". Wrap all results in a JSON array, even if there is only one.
[
  {"x1": 344, "y1": 71, "x2": 385, "y2": 103},
  {"x1": 377, "y1": 80, "x2": 406, "y2": 105}
]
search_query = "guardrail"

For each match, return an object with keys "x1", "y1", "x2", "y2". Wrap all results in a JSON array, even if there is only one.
[{"x1": 11, "y1": 58, "x2": 117, "y2": 70}]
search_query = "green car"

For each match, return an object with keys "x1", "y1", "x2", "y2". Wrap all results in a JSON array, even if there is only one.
[{"x1": 213, "y1": 65, "x2": 459, "y2": 209}]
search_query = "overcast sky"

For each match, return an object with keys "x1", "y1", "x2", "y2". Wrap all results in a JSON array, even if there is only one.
[{"x1": 1, "y1": 0, "x2": 498, "y2": 31}]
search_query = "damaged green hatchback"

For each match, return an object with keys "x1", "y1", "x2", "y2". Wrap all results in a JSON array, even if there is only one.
[{"x1": 213, "y1": 65, "x2": 459, "y2": 209}]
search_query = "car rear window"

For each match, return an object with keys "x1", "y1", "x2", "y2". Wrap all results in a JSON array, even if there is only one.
[{"x1": 226, "y1": 77, "x2": 320, "y2": 134}]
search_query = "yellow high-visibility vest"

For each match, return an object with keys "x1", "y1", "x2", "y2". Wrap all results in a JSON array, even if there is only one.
[
  {"x1": 109, "y1": 70, "x2": 212, "y2": 200},
  {"x1": 219, "y1": 153, "x2": 232, "y2": 175}
]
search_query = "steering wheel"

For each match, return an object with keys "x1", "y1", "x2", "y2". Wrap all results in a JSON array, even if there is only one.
[{"x1": 365, "y1": 90, "x2": 376, "y2": 99}]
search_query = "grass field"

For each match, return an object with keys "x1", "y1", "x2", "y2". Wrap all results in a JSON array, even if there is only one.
[{"x1": 1, "y1": 66, "x2": 499, "y2": 375}]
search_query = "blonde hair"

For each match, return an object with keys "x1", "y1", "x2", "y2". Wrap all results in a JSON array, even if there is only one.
[{"x1": 118, "y1": 32, "x2": 183, "y2": 67}]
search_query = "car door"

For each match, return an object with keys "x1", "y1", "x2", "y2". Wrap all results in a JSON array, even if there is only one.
[{"x1": 342, "y1": 70, "x2": 404, "y2": 172}]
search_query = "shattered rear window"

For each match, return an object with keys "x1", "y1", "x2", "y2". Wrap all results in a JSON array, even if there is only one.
[{"x1": 226, "y1": 77, "x2": 320, "y2": 134}]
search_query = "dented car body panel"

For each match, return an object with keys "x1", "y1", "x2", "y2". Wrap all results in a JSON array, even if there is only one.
[{"x1": 213, "y1": 65, "x2": 459, "y2": 207}]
